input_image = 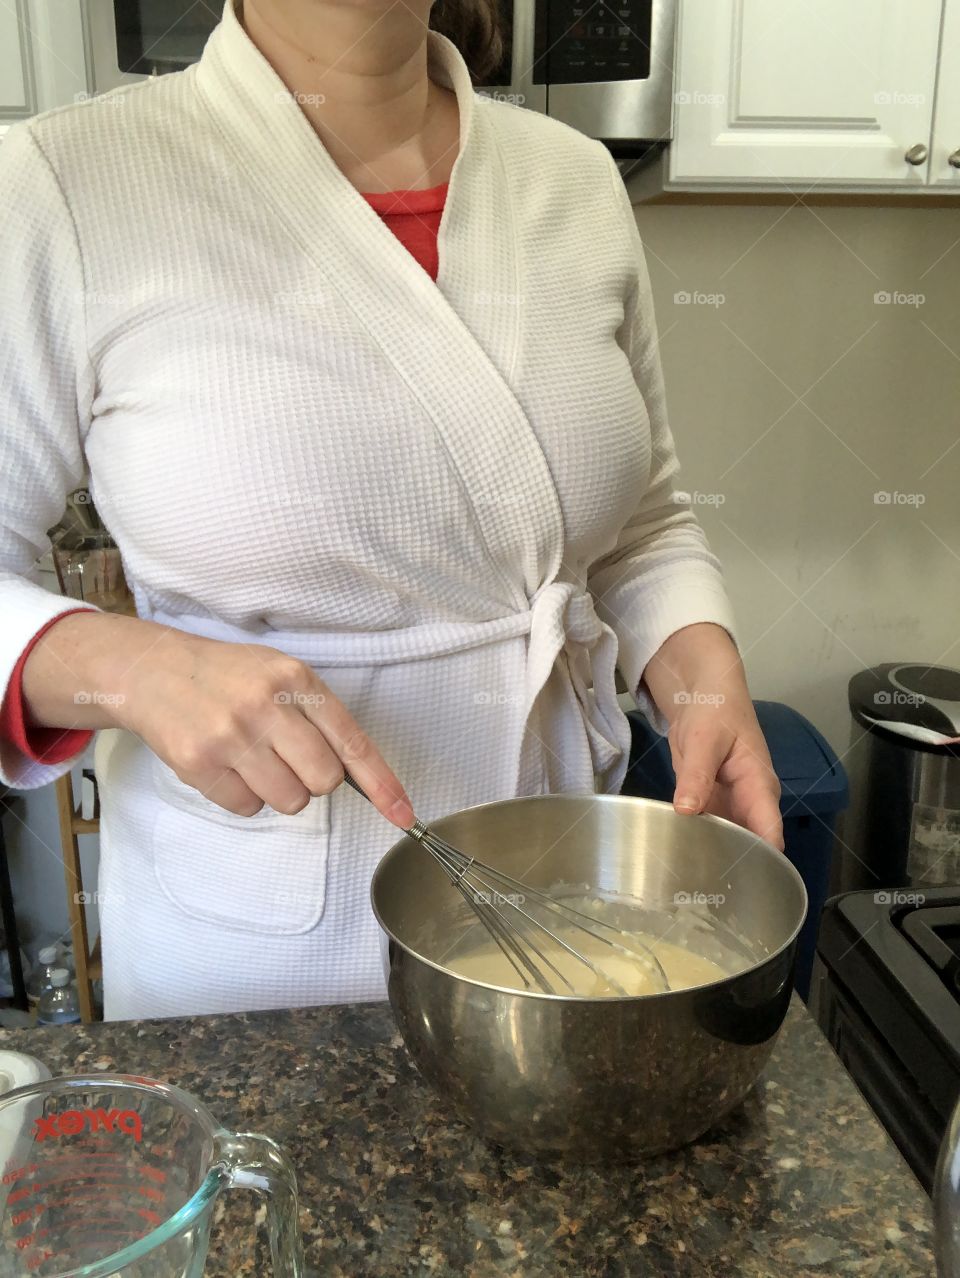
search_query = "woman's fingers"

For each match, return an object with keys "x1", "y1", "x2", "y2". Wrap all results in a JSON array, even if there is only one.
[
  {"x1": 188, "y1": 767, "x2": 267, "y2": 817},
  {"x1": 299, "y1": 676, "x2": 415, "y2": 828},
  {"x1": 268, "y1": 709, "x2": 345, "y2": 796},
  {"x1": 669, "y1": 707, "x2": 785, "y2": 851},
  {"x1": 705, "y1": 778, "x2": 785, "y2": 849},
  {"x1": 181, "y1": 753, "x2": 311, "y2": 818},
  {"x1": 722, "y1": 758, "x2": 784, "y2": 850},
  {"x1": 705, "y1": 737, "x2": 784, "y2": 850},
  {"x1": 135, "y1": 635, "x2": 413, "y2": 826},
  {"x1": 233, "y1": 746, "x2": 313, "y2": 816},
  {"x1": 716, "y1": 730, "x2": 784, "y2": 849}
]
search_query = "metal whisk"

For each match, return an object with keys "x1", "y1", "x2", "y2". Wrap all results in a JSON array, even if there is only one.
[{"x1": 345, "y1": 776, "x2": 670, "y2": 997}]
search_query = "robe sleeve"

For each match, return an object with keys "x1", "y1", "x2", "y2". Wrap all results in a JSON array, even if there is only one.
[
  {"x1": 586, "y1": 151, "x2": 739, "y2": 735},
  {"x1": 0, "y1": 122, "x2": 101, "y2": 790}
]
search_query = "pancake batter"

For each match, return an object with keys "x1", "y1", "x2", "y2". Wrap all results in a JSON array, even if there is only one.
[{"x1": 446, "y1": 925, "x2": 730, "y2": 996}]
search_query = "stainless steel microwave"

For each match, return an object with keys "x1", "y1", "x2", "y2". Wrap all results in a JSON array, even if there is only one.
[{"x1": 85, "y1": 0, "x2": 676, "y2": 168}]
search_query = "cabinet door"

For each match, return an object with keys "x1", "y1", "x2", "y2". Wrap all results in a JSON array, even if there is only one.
[
  {"x1": 671, "y1": 0, "x2": 943, "y2": 187},
  {"x1": 931, "y1": 0, "x2": 960, "y2": 187},
  {"x1": 0, "y1": 1, "x2": 36, "y2": 126},
  {"x1": 0, "y1": 0, "x2": 87, "y2": 138}
]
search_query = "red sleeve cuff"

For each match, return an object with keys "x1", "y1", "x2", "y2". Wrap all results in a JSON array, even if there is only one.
[{"x1": 0, "y1": 609, "x2": 96, "y2": 764}]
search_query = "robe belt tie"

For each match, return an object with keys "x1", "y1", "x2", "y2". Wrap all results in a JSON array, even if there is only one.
[
  {"x1": 145, "y1": 584, "x2": 631, "y2": 788},
  {"x1": 523, "y1": 581, "x2": 632, "y2": 788}
]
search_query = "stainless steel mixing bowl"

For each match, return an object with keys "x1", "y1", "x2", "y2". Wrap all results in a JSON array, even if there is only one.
[{"x1": 371, "y1": 794, "x2": 807, "y2": 1160}]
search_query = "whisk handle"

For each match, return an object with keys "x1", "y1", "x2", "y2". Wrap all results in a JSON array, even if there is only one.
[
  {"x1": 341, "y1": 773, "x2": 369, "y2": 802},
  {"x1": 341, "y1": 772, "x2": 424, "y2": 838}
]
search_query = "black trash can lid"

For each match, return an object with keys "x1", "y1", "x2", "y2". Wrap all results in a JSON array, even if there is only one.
[{"x1": 849, "y1": 663, "x2": 960, "y2": 755}]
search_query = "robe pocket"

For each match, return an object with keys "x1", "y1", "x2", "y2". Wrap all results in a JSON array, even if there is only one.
[{"x1": 150, "y1": 755, "x2": 330, "y2": 936}]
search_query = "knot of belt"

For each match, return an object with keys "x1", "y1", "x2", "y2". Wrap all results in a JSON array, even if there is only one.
[{"x1": 523, "y1": 581, "x2": 632, "y2": 789}]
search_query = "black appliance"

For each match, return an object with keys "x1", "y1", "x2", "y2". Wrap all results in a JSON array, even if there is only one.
[{"x1": 814, "y1": 888, "x2": 960, "y2": 1192}]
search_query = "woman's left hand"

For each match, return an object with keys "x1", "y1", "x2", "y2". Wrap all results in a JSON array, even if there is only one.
[{"x1": 640, "y1": 623, "x2": 785, "y2": 851}]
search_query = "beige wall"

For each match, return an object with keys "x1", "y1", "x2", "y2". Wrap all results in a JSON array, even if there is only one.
[{"x1": 632, "y1": 199, "x2": 960, "y2": 757}]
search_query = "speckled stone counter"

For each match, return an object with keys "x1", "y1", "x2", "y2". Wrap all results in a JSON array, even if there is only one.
[{"x1": 0, "y1": 998, "x2": 935, "y2": 1276}]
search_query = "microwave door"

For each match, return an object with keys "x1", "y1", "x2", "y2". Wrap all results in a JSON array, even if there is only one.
[
  {"x1": 87, "y1": 0, "x2": 144, "y2": 94},
  {"x1": 546, "y1": 0, "x2": 676, "y2": 151},
  {"x1": 477, "y1": 0, "x2": 547, "y2": 114},
  {"x1": 87, "y1": 0, "x2": 220, "y2": 94}
]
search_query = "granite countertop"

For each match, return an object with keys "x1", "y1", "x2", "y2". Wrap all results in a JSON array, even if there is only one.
[{"x1": 0, "y1": 998, "x2": 935, "y2": 1276}]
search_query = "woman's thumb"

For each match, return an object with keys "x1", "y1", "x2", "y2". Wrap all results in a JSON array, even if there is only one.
[{"x1": 672, "y1": 731, "x2": 728, "y2": 815}]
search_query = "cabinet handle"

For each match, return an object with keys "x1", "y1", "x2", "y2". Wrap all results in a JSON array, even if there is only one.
[
  {"x1": 904, "y1": 143, "x2": 928, "y2": 165},
  {"x1": 949, "y1": 149, "x2": 960, "y2": 170}
]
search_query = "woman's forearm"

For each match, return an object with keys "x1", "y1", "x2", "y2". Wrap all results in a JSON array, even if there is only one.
[
  {"x1": 20, "y1": 611, "x2": 180, "y2": 732},
  {"x1": 640, "y1": 622, "x2": 747, "y2": 725}
]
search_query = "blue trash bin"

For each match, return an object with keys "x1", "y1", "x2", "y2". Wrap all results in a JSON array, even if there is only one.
[{"x1": 621, "y1": 699, "x2": 848, "y2": 1000}]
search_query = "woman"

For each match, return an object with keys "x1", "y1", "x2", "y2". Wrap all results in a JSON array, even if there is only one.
[{"x1": 0, "y1": 0, "x2": 782, "y2": 1020}]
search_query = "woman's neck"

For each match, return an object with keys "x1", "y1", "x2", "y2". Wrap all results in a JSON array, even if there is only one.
[{"x1": 239, "y1": 0, "x2": 460, "y2": 192}]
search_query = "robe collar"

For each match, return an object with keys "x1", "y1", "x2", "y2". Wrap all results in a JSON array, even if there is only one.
[
  {"x1": 194, "y1": 0, "x2": 566, "y2": 607},
  {"x1": 195, "y1": 0, "x2": 477, "y2": 287}
]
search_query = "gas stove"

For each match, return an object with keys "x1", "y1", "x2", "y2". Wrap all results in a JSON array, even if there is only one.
[{"x1": 813, "y1": 887, "x2": 960, "y2": 1192}]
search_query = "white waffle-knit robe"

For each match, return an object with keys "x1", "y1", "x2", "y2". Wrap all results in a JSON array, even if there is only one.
[{"x1": 0, "y1": 0, "x2": 736, "y2": 1019}]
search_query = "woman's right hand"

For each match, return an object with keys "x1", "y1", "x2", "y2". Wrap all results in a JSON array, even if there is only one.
[{"x1": 21, "y1": 613, "x2": 415, "y2": 827}]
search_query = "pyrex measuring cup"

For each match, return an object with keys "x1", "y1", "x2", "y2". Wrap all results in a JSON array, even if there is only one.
[{"x1": 0, "y1": 1073, "x2": 304, "y2": 1276}]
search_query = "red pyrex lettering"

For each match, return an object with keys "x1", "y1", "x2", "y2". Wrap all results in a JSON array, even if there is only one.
[{"x1": 33, "y1": 1108, "x2": 143, "y2": 1143}]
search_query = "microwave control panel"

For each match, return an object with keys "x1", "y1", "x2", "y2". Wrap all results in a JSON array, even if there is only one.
[{"x1": 538, "y1": 0, "x2": 653, "y2": 83}]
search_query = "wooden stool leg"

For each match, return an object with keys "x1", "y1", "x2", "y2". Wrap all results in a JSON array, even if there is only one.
[
  {"x1": 0, "y1": 803, "x2": 28, "y2": 1011},
  {"x1": 55, "y1": 774, "x2": 95, "y2": 1023}
]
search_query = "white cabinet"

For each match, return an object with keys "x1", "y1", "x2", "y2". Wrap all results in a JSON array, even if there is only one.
[
  {"x1": 0, "y1": 0, "x2": 88, "y2": 137},
  {"x1": 931, "y1": 0, "x2": 960, "y2": 187},
  {"x1": 668, "y1": 0, "x2": 957, "y2": 192},
  {"x1": 0, "y1": 4, "x2": 31, "y2": 123}
]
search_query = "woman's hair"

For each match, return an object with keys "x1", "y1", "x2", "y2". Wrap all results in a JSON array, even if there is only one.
[{"x1": 429, "y1": 0, "x2": 505, "y2": 84}]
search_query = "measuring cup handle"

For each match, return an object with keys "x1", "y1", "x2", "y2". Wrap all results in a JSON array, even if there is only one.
[{"x1": 215, "y1": 1130, "x2": 305, "y2": 1276}]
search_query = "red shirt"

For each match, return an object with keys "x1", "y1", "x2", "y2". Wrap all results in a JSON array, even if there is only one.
[
  {"x1": 0, "y1": 182, "x2": 449, "y2": 765},
  {"x1": 360, "y1": 181, "x2": 447, "y2": 282}
]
